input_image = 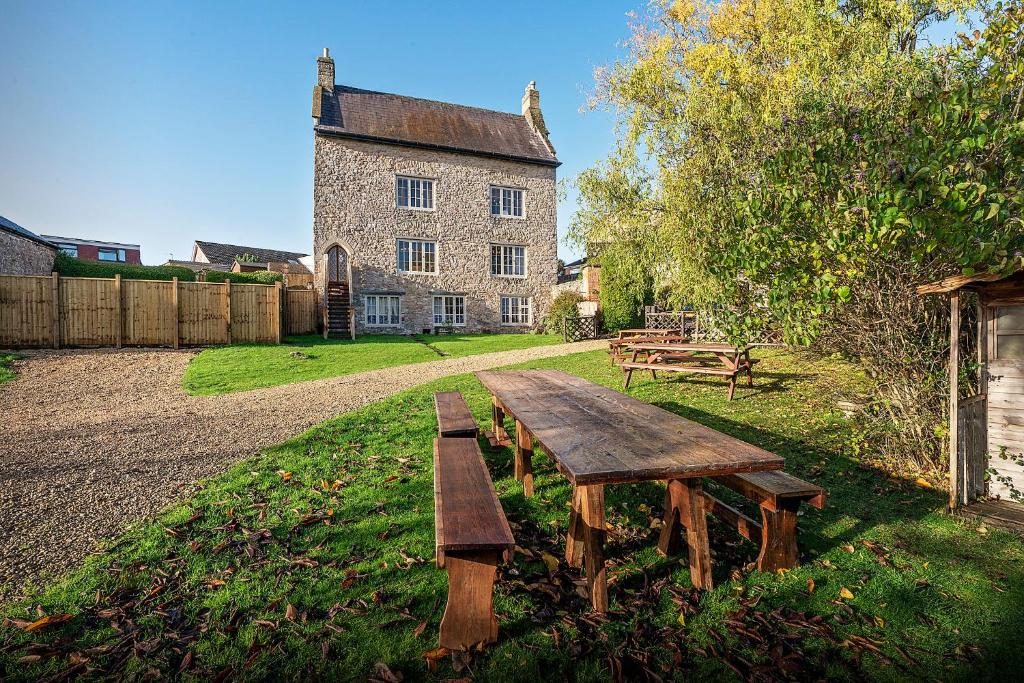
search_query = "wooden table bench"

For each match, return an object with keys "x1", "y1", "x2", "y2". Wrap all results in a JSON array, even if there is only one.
[
  {"x1": 476, "y1": 369, "x2": 783, "y2": 613},
  {"x1": 434, "y1": 391, "x2": 479, "y2": 438},
  {"x1": 434, "y1": 436, "x2": 515, "y2": 649},
  {"x1": 620, "y1": 343, "x2": 757, "y2": 400},
  {"x1": 703, "y1": 471, "x2": 826, "y2": 572},
  {"x1": 608, "y1": 334, "x2": 688, "y2": 365}
]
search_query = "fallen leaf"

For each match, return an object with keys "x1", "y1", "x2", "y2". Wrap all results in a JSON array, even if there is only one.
[
  {"x1": 24, "y1": 613, "x2": 73, "y2": 632},
  {"x1": 540, "y1": 552, "x2": 560, "y2": 574},
  {"x1": 839, "y1": 587, "x2": 855, "y2": 600},
  {"x1": 914, "y1": 477, "x2": 933, "y2": 489},
  {"x1": 873, "y1": 615, "x2": 886, "y2": 628},
  {"x1": 413, "y1": 621, "x2": 426, "y2": 638},
  {"x1": 285, "y1": 604, "x2": 298, "y2": 621},
  {"x1": 807, "y1": 578, "x2": 815, "y2": 594},
  {"x1": 842, "y1": 543, "x2": 855, "y2": 553}
]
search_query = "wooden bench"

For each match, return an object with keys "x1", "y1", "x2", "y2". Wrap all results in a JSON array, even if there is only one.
[
  {"x1": 434, "y1": 391, "x2": 479, "y2": 438},
  {"x1": 620, "y1": 345, "x2": 758, "y2": 400},
  {"x1": 702, "y1": 471, "x2": 826, "y2": 572},
  {"x1": 434, "y1": 436, "x2": 515, "y2": 650}
]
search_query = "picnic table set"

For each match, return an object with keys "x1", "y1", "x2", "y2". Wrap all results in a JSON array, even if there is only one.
[{"x1": 430, "y1": 361, "x2": 826, "y2": 652}]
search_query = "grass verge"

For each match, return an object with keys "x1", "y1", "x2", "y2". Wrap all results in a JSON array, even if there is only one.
[
  {"x1": 0, "y1": 354, "x2": 17, "y2": 385},
  {"x1": 182, "y1": 333, "x2": 561, "y2": 396},
  {"x1": 4, "y1": 349, "x2": 1022, "y2": 681}
]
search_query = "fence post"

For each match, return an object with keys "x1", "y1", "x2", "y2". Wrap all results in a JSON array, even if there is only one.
[
  {"x1": 50, "y1": 271, "x2": 60, "y2": 349},
  {"x1": 275, "y1": 281, "x2": 283, "y2": 344},
  {"x1": 114, "y1": 274, "x2": 122, "y2": 349},
  {"x1": 225, "y1": 280, "x2": 232, "y2": 344},
  {"x1": 562, "y1": 316, "x2": 567, "y2": 343},
  {"x1": 171, "y1": 277, "x2": 179, "y2": 349}
]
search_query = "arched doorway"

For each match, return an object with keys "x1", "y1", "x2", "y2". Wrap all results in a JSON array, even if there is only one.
[{"x1": 323, "y1": 244, "x2": 353, "y2": 339}]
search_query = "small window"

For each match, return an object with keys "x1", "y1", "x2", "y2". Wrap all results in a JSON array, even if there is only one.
[
  {"x1": 995, "y1": 306, "x2": 1024, "y2": 359},
  {"x1": 365, "y1": 295, "x2": 401, "y2": 326},
  {"x1": 490, "y1": 186, "x2": 524, "y2": 217},
  {"x1": 490, "y1": 244, "x2": 526, "y2": 277},
  {"x1": 433, "y1": 295, "x2": 465, "y2": 326},
  {"x1": 501, "y1": 296, "x2": 531, "y2": 325},
  {"x1": 396, "y1": 176, "x2": 434, "y2": 210},
  {"x1": 397, "y1": 239, "x2": 437, "y2": 274},
  {"x1": 97, "y1": 248, "x2": 126, "y2": 262},
  {"x1": 57, "y1": 244, "x2": 78, "y2": 257}
]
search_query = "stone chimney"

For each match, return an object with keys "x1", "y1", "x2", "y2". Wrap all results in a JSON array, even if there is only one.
[
  {"x1": 521, "y1": 81, "x2": 555, "y2": 155},
  {"x1": 317, "y1": 48, "x2": 335, "y2": 91}
]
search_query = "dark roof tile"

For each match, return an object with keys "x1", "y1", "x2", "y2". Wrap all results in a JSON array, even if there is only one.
[
  {"x1": 0, "y1": 214, "x2": 57, "y2": 250},
  {"x1": 194, "y1": 241, "x2": 308, "y2": 265},
  {"x1": 315, "y1": 86, "x2": 558, "y2": 166}
]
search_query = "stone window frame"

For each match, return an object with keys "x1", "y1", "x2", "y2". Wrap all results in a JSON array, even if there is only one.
[
  {"x1": 432, "y1": 294, "x2": 466, "y2": 327},
  {"x1": 396, "y1": 238, "x2": 439, "y2": 276},
  {"x1": 500, "y1": 295, "x2": 532, "y2": 326},
  {"x1": 489, "y1": 185, "x2": 526, "y2": 219},
  {"x1": 395, "y1": 175, "x2": 436, "y2": 212},
  {"x1": 490, "y1": 243, "x2": 528, "y2": 279},
  {"x1": 364, "y1": 294, "x2": 402, "y2": 327}
]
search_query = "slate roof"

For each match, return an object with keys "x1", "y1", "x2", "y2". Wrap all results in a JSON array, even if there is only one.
[
  {"x1": 314, "y1": 85, "x2": 559, "y2": 166},
  {"x1": 0, "y1": 214, "x2": 56, "y2": 250},
  {"x1": 194, "y1": 241, "x2": 308, "y2": 265}
]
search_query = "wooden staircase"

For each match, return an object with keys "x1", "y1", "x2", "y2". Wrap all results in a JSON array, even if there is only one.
[{"x1": 325, "y1": 282, "x2": 354, "y2": 339}]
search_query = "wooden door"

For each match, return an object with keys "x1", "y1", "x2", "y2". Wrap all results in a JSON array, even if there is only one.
[
  {"x1": 987, "y1": 304, "x2": 1024, "y2": 502},
  {"x1": 326, "y1": 246, "x2": 347, "y2": 285}
]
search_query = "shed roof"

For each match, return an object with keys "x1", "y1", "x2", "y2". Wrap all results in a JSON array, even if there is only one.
[
  {"x1": 917, "y1": 266, "x2": 1024, "y2": 294},
  {"x1": 194, "y1": 241, "x2": 308, "y2": 265},
  {"x1": 314, "y1": 85, "x2": 559, "y2": 167}
]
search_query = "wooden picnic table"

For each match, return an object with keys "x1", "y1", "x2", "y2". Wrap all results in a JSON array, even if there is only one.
[
  {"x1": 475, "y1": 369, "x2": 783, "y2": 613},
  {"x1": 620, "y1": 342, "x2": 757, "y2": 400},
  {"x1": 608, "y1": 334, "x2": 689, "y2": 365}
]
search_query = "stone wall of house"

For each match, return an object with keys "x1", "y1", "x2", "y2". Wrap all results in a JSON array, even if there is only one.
[
  {"x1": 0, "y1": 231, "x2": 56, "y2": 276},
  {"x1": 312, "y1": 136, "x2": 558, "y2": 334}
]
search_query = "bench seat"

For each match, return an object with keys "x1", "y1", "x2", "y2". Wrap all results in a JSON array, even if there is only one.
[
  {"x1": 434, "y1": 391, "x2": 479, "y2": 438},
  {"x1": 434, "y1": 435, "x2": 514, "y2": 650},
  {"x1": 704, "y1": 471, "x2": 826, "y2": 572}
]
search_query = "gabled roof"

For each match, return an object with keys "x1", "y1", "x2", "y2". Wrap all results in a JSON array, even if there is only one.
[
  {"x1": 314, "y1": 85, "x2": 559, "y2": 167},
  {"x1": 193, "y1": 241, "x2": 308, "y2": 265},
  {"x1": 0, "y1": 214, "x2": 57, "y2": 250}
]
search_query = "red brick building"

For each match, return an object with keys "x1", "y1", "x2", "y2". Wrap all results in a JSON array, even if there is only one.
[{"x1": 42, "y1": 235, "x2": 142, "y2": 265}]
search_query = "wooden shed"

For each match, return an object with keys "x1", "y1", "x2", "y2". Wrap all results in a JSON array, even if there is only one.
[{"x1": 919, "y1": 268, "x2": 1024, "y2": 526}]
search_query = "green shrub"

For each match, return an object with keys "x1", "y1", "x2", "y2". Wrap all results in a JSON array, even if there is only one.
[
  {"x1": 543, "y1": 291, "x2": 585, "y2": 334},
  {"x1": 204, "y1": 270, "x2": 284, "y2": 285},
  {"x1": 597, "y1": 244, "x2": 652, "y2": 332},
  {"x1": 54, "y1": 254, "x2": 196, "y2": 281}
]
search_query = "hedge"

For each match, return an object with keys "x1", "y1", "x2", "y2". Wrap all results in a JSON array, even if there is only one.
[
  {"x1": 54, "y1": 254, "x2": 197, "y2": 282},
  {"x1": 203, "y1": 270, "x2": 284, "y2": 285}
]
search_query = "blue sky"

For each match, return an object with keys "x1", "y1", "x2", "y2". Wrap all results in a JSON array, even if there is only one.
[
  {"x1": 0, "y1": 1, "x2": 637, "y2": 264},
  {"x1": 0, "y1": 2, "x2": 968, "y2": 265}
]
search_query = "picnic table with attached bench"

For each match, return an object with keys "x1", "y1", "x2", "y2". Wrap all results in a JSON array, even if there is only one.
[
  {"x1": 475, "y1": 369, "x2": 804, "y2": 613},
  {"x1": 619, "y1": 342, "x2": 758, "y2": 400}
]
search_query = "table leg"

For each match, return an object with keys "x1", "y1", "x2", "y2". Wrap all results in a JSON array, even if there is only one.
[
  {"x1": 491, "y1": 396, "x2": 511, "y2": 445},
  {"x1": 565, "y1": 486, "x2": 584, "y2": 568},
  {"x1": 580, "y1": 484, "x2": 608, "y2": 613},
  {"x1": 514, "y1": 420, "x2": 534, "y2": 497},
  {"x1": 658, "y1": 478, "x2": 713, "y2": 590},
  {"x1": 745, "y1": 351, "x2": 754, "y2": 387}
]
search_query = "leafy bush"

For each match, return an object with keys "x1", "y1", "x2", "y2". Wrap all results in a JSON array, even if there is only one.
[
  {"x1": 204, "y1": 270, "x2": 284, "y2": 285},
  {"x1": 597, "y1": 243, "x2": 653, "y2": 332},
  {"x1": 543, "y1": 291, "x2": 585, "y2": 334},
  {"x1": 54, "y1": 254, "x2": 196, "y2": 281}
]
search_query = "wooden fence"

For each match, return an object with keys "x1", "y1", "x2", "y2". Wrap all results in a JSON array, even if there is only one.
[{"x1": 0, "y1": 274, "x2": 319, "y2": 348}]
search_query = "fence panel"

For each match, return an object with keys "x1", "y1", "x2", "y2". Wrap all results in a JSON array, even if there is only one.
[
  {"x1": 179, "y1": 281, "x2": 229, "y2": 345},
  {"x1": 0, "y1": 274, "x2": 54, "y2": 347},
  {"x1": 563, "y1": 315, "x2": 598, "y2": 342},
  {"x1": 286, "y1": 289, "x2": 317, "y2": 335},
  {"x1": 231, "y1": 284, "x2": 277, "y2": 343},
  {"x1": 60, "y1": 277, "x2": 117, "y2": 346},
  {"x1": 122, "y1": 279, "x2": 175, "y2": 346}
]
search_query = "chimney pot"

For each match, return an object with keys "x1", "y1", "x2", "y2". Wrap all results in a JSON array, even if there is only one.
[{"x1": 521, "y1": 81, "x2": 555, "y2": 156}]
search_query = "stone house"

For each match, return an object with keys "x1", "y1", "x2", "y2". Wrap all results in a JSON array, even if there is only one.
[
  {"x1": 310, "y1": 49, "x2": 560, "y2": 336},
  {"x1": 0, "y1": 214, "x2": 57, "y2": 276}
]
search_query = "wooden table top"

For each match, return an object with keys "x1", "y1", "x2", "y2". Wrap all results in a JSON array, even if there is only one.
[
  {"x1": 624, "y1": 342, "x2": 751, "y2": 353},
  {"x1": 475, "y1": 369, "x2": 783, "y2": 485}
]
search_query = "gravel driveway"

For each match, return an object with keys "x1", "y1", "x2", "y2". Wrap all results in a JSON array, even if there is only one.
[{"x1": 0, "y1": 339, "x2": 605, "y2": 602}]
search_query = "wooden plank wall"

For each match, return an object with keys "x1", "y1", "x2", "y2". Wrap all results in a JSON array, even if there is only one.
[
  {"x1": 231, "y1": 283, "x2": 277, "y2": 343},
  {"x1": 179, "y1": 281, "x2": 229, "y2": 345},
  {"x1": 0, "y1": 274, "x2": 285, "y2": 348},
  {"x1": 0, "y1": 275, "x2": 54, "y2": 347},
  {"x1": 987, "y1": 359, "x2": 1024, "y2": 500},
  {"x1": 285, "y1": 288, "x2": 317, "y2": 335}
]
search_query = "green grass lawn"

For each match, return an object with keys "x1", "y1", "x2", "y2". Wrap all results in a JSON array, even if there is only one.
[
  {"x1": 0, "y1": 354, "x2": 17, "y2": 385},
  {"x1": 5, "y1": 350, "x2": 1022, "y2": 681},
  {"x1": 181, "y1": 333, "x2": 562, "y2": 395}
]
